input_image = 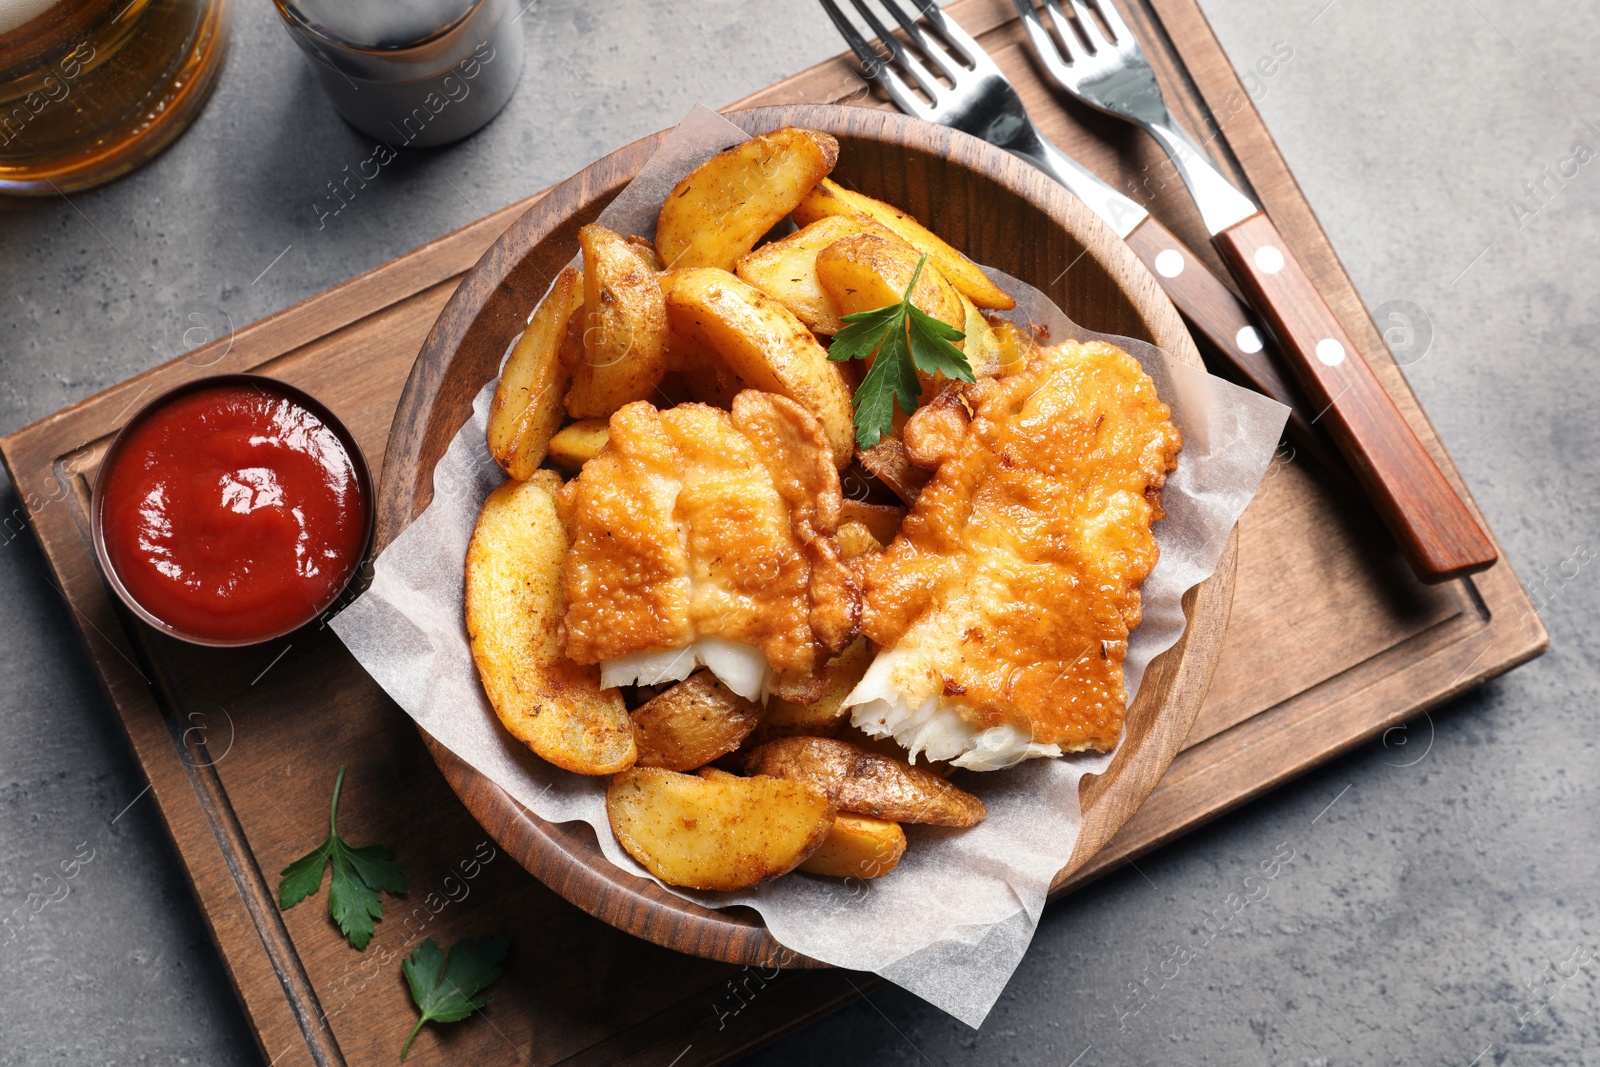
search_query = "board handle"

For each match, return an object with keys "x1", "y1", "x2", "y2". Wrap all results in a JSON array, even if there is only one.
[
  {"x1": 1214, "y1": 211, "x2": 1497, "y2": 582},
  {"x1": 1124, "y1": 214, "x2": 1350, "y2": 488}
]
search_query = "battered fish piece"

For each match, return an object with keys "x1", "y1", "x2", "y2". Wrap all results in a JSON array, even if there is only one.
[
  {"x1": 556, "y1": 391, "x2": 858, "y2": 700},
  {"x1": 845, "y1": 339, "x2": 1181, "y2": 768}
]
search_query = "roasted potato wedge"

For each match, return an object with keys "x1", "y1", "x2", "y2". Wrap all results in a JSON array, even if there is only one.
[
  {"x1": 816, "y1": 233, "x2": 964, "y2": 331},
  {"x1": 656, "y1": 127, "x2": 840, "y2": 272},
  {"x1": 793, "y1": 178, "x2": 1015, "y2": 310},
  {"x1": 836, "y1": 725, "x2": 953, "y2": 778},
  {"x1": 734, "y1": 214, "x2": 895, "y2": 334},
  {"x1": 631, "y1": 671, "x2": 763, "y2": 772},
  {"x1": 798, "y1": 813, "x2": 907, "y2": 879},
  {"x1": 743, "y1": 736, "x2": 985, "y2": 827},
  {"x1": 993, "y1": 318, "x2": 1037, "y2": 375},
  {"x1": 466, "y1": 474, "x2": 635, "y2": 775},
  {"x1": 607, "y1": 768, "x2": 834, "y2": 890},
  {"x1": 487, "y1": 267, "x2": 583, "y2": 479},
  {"x1": 836, "y1": 521, "x2": 882, "y2": 560},
  {"x1": 566, "y1": 224, "x2": 670, "y2": 418},
  {"x1": 856, "y1": 435, "x2": 930, "y2": 504},
  {"x1": 625, "y1": 234, "x2": 665, "y2": 271},
  {"x1": 958, "y1": 293, "x2": 1001, "y2": 378},
  {"x1": 757, "y1": 637, "x2": 875, "y2": 743},
  {"x1": 661, "y1": 267, "x2": 855, "y2": 466},
  {"x1": 838, "y1": 500, "x2": 906, "y2": 545},
  {"x1": 556, "y1": 289, "x2": 587, "y2": 366},
  {"x1": 817, "y1": 232, "x2": 968, "y2": 401},
  {"x1": 546, "y1": 418, "x2": 610, "y2": 472}
]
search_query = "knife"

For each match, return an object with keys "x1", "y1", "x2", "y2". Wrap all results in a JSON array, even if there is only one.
[
  {"x1": 818, "y1": 0, "x2": 1349, "y2": 486},
  {"x1": 1012, "y1": 0, "x2": 1497, "y2": 582}
]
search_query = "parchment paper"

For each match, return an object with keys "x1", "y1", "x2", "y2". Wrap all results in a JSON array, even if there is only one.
[{"x1": 331, "y1": 105, "x2": 1289, "y2": 1027}]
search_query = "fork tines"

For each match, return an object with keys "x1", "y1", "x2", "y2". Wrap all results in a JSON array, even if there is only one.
[
  {"x1": 1016, "y1": 0, "x2": 1137, "y2": 71},
  {"x1": 819, "y1": 0, "x2": 990, "y2": 119}
]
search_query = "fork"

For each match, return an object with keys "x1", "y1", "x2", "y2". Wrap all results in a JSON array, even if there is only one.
[
  {"x1": 1013, "y1": 0, "x2": 1496, "y2": 583},
  {"x1": 817, "y1": 0, "x2": 1349, "y2": 484}
]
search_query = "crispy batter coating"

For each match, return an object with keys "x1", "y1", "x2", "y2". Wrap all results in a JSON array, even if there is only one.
[
  {"x1": 557, "y1": 391, "x2": 859, "y2": 675},
  {"x1": 859, "y1": 340, "x2": 1181, "y2": 751}
]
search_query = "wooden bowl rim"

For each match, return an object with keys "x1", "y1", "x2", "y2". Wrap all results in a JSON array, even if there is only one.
[{"x1": 375, "y1": 103, "x2": 1236, "y2": 969}]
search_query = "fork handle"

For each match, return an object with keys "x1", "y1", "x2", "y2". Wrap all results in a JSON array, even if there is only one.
[
  {"x1": 1123, "y1": 215, "x2": 1350, "y2": 489},
  {"x1": 1214, "y1": 211, "x2": 1497, "y2": 582}
]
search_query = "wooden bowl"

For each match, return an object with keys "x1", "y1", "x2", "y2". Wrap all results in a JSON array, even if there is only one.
[{"x1": 375, "y1": 104, "x2": 1236, "y2": 968}]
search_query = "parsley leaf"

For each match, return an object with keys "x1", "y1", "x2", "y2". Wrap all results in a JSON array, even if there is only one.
[
  {"x1": 826, "y1": 255, "x2": 974, "y2": 449},
  {"x1": 277, "y1": 765, "x2": 407, "y2": 951},
  {"x1": 828, "y1": 305, "x2": 901, "y2": 364},
  {"x1": 400, "y1": 936, "x2": 511, "y2": 1061}
]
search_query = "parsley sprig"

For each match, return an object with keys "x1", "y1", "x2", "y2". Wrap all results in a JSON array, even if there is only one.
[
  {"x1": 400, "y1": 936, "x2": 511, "y2": 1060},
  {"x1": 278, "y1": 765, "x2": 407, "y2": 950},
  {"x1": 827, "y1": 254, "x2": 973, "y2": 449}
]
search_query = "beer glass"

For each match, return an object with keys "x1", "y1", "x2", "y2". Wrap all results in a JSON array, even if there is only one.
[{"x1": 0, "y1": 0, "x2": 231, "y2": 195}]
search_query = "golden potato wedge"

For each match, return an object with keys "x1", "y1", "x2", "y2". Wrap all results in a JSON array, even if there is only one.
[
  {"x1": 466, "y1": 474, "x2": 635, "y2": 775},
  {"x1": 856, "y1": 436, "x2": 930, "y2": 504},
  {"x1": 993, "y1": 318, "x2": 1037, "y2": 375},
  {"x1": 631, "y1": 671, "x2": 763, "y2": 772},
  {"x1": 625, "y1": 234, "x2": 665, "y2": 271},
  {"x1": 656, "y1": 127, "x2": 840, "y2": 272},
  {"x1": 768, "y1": 669, "x2": 828, "y2": 707},
  {"x1": 958, "y1": 293, "x2": 1001, "y2": 378},
  {"x1": 607, "y1": 768, "x2": 834, "y2": 890},
  {"x1": 757, "y1": 637, "x2": 875, "y2": 743},
  {"x1": 661, "y1": 267, "x2": 855, "y2": 466},
  {"x1": 835, "y1": 725, "x2": 954, "y2": 778},
  {"x1": 817, "y1": 232, "x2": 970, "y2": 403},
  {"x1": 743, "y1": 736, "x2": 985, "y2": 827},
  {"x1": 487, "y1": 267, "x2": 583, "y2": 480},
  {"x1": 836, "y1": 521, "x2": 882, "y2": 560},
  {"x1": 799, "y1": 813, "x2": 907, "y2": 879},
  {"x1": 815, "y1": 233, "x2": 964, "y2": 332},
  {"x1": 566, "y1": 224, "x2": 670, "y2": 418},
  {"x1": 697, "y1": 766, "x2": 741, "y2": 783},
  {"x1": 546, "y1": 418, "x2": 610, "y2": 473},
  {"x1": 793, "y1": 178, "x2": 1015, "y2": 310},
  {"x1": 556, "y1": 287, "x2": 587, "y2": 366},
  {"x1": 838, "y1": 499, "x2": 906, "y2": 545},
  {"x1": 734, "y1": 214, "x2": 896, "y2": 334}
]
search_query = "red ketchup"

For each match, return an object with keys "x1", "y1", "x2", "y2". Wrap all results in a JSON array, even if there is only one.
[{"x1": 98, "y1": 380, "x2": 369, "y2": 642}]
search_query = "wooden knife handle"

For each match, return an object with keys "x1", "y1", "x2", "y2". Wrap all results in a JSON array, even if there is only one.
[
  {"x1": 1124, "y1": 214, "x2": 1350, "y2": 488},
  {"x1": 1214, "y1": 211, "x2": 1497, "y2": 582}
]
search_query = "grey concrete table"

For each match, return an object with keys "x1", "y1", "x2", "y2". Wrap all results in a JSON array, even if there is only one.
[{"x1": 2, "y1": 1, "x2": 1595, "y2": 1063}]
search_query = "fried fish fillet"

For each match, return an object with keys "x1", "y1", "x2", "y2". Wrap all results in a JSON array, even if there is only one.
[
  {"x1": 844, "y1": 339, "x2": 1181, "y2": 769},
  {"x1": 556, "y1": 391, "x2": 858, "y2": 700}
]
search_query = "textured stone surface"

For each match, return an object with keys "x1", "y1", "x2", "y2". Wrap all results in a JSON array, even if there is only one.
[{"x1": 1, "y1": 0, "x2": 1594, "y2": 1063}]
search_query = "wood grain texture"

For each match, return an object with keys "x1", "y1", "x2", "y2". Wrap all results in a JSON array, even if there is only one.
[
  {"x1": 1215, "y1": 212, "x2": 1498, "y2": 582},
  {"x1": 0, "y1": 0, "x2": 1548, "y2": 1063},
  {"x1": 379, "y1": 102, "x2": 1233, "y2": 967},
  {"x1": 1122, "y1": 213, "x2": 1351, "y2": 488}
]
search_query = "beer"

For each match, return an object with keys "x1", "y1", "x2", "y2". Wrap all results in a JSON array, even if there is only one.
[{"x1": 0, "y1": 0, "x2": 230, "y2": 195}]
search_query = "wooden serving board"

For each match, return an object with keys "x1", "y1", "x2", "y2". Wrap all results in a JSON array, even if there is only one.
[{"x1": 0, "y1": 1, "x2": 1547, "y2": 1064}]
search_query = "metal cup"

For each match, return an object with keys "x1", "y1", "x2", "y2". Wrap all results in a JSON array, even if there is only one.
[{"x1": 273, "y1": 0, "x2": 524, "y2": 148}]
